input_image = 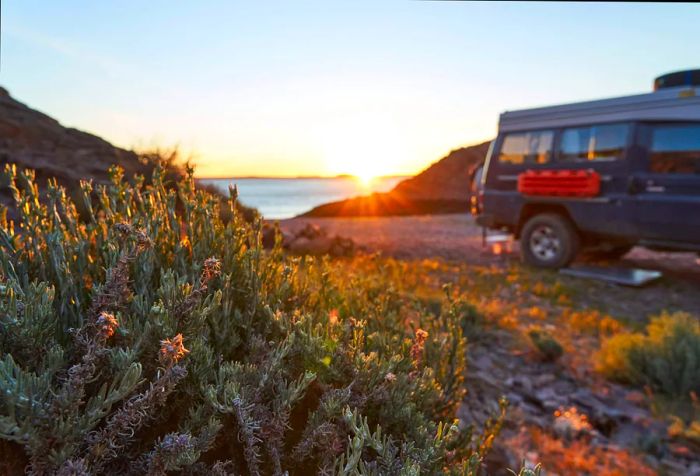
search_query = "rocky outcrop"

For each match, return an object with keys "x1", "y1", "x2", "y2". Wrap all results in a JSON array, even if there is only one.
[
  {"x1": 0, "y1": 86, "x2": 150, "y2": 186},
  {"x1": 262, "y1": 222, "x2": 358, "y2": 257},
  {"x1": 300, "y1": 141, "x2": 491, "y2": 217},
  {"x1": 391, "y1": 140, "x2": 491, "y2": 201}
]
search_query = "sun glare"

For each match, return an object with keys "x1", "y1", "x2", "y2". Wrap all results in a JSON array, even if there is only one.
[
  {"x1": 354, "y1": 170, "x2": 377, "y2": 188},
  {"x1": 316, "y1": 115, "x2": 412, "y2": 184}
]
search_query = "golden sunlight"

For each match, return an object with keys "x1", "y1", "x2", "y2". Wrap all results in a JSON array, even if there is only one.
[
  {"x1": 316, "y1": 114, "x2": 411, "y2": 180},
  {"x1": 353, "y1": 170, "x2": 377, "y2": 188}
]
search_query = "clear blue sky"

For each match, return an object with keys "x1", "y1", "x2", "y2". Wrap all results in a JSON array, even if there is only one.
[{"x1": 2, "y1": 1, "x2": 699, "y2": 177}]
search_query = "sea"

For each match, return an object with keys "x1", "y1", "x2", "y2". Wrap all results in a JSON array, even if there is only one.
[{"x1": 197, "y1": 176, "x2": 407, "y2": 219}]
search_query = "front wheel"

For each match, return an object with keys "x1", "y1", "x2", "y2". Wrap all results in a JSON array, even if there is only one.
[{"x1": 521, "y1": 213, "x2": 580, "y2": 269}]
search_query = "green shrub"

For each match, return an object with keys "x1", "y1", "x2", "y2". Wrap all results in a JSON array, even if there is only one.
[
  {"x1": 596, "y1": 312, "x2": 700, "y2": 397},
  {"x1": 0, "y1": 165, "x2": 502, "y2": 474},
  {"x1": 527, "y1": 328, "x2": 563, "y2": 362}
]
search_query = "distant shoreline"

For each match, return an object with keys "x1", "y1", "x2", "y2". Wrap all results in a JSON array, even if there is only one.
[{"x1": 195, "y1": 175, "x2": 409, "y2": 180}]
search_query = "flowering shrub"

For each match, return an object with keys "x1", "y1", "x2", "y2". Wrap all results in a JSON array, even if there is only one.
[{"x1": 0, "y1": 165, "x2": 503, "y2": 475}]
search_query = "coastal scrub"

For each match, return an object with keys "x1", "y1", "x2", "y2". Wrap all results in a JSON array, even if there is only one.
[{"x1": 0, "y1": 165, "x2": 503, "y2": 475}]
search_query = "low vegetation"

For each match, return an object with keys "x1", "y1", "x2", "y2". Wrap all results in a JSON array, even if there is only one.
[
  {"x1": 596, "y1": 312, "x2": 700, "y2": 398},
  {"x1": 0, "y1": 165, "x2": 504, "y2": 475},
  {"x1": 2, "y1": 161, "x2": 699, "y2": 475},
  {"x1": 527, "y1": 328, "x2": 564, "y2": 362}
]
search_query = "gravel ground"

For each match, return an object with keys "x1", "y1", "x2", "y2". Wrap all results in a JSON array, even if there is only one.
[
  {"x1": 278, "y1": 214, "x2": 700, "y2": 287},
  {"x1": 279, "y1": 214, "x2": 487, "y2": 261}
]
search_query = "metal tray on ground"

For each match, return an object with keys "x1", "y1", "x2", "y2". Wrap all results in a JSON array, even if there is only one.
[{"x1": 559, "y1": 265, "x2": 662, "y2": 287}]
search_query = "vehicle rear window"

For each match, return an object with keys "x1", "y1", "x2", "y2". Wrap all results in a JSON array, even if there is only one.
[
  {"x1": 559, "y1": 123, "x2": 630, "y2": 162},
  {"x1": 498, "y1": 130, "x2": 553, "y2": 165},
  {"x1": 650, "y1": 124, "x2": 700, "y2": 174}
]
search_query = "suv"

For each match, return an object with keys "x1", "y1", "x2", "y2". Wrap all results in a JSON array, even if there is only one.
[{"x1": 474, "y1": 70, "x2": 700, "y2": 268}]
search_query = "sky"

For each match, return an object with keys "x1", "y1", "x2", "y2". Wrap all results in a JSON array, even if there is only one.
[{"x1": 2, "y1": 1, "x2": 699, "y2": 178}]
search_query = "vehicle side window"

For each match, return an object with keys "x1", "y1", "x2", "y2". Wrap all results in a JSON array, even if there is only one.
[
  {"x1": 650, "y1": 124, "x2": 700, "y2": 174},
  {"x1": 498, "y1": 130, "x2": 553, "y2": 165},
  {"x1": 559, "y1": 123, "x2": 630, "y2": 162}
]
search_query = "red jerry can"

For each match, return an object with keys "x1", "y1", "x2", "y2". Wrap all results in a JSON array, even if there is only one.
[{"x1": 517, "y1": 169, "x2": 601, "y2": 197}]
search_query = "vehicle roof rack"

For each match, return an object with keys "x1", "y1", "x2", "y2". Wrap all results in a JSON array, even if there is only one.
[
  {"x1": 654, "y1": 69, "x2": 700, "y2": 91},
  {"x1": 499, "y1": 71, "x2": 700, "y2": 133}
]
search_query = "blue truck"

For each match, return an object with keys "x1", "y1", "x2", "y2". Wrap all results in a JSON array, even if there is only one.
[{"x1": 473, "y1": 70, "x2": 700, "y2": 268}]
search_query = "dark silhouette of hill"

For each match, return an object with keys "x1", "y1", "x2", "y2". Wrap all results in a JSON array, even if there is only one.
[
  {"x1": 0, "y1": 86, "x2": 259, "y2": 222},
  {"x1": 0, "y1": 87, "x2": 151, "y2": 186},
  {"x1": 300, "y1": 141, "x2": 491, "y2": 217}
]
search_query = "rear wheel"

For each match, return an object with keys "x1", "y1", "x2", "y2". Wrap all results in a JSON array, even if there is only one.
[{"x1": 521, "y1": 213, "x2": 580, "y2": 269}]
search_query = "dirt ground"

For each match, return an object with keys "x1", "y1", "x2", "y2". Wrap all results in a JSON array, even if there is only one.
[
  {"x1": 279, "y1": 214, "x2": 700, "y2": 321},
  {"x1": 279, "y1": 214, "x2": 700, "y2": 474},
  {"x1": 279, "y1": 214, "x2": 700, "y2": 284}
]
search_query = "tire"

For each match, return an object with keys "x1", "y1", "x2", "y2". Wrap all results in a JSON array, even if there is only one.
[
  {"x1": 521, "y1": 213, "x2": 580, "y2": 269},
  {"x1": 582, "y1": 244, "x2": 633, "y2": 261}
]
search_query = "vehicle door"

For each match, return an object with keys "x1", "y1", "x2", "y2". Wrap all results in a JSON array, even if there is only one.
[
  {"x1": 631, "y1": 122, "x2": 700, "y2": 244},
  {"x1": 553, "y1": 122, "x2": 637, "y2": 238}
]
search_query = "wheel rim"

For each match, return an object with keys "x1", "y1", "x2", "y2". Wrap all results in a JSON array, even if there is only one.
[{"x1": 529, "y1": 225, "x2": 561, "y2": 261}]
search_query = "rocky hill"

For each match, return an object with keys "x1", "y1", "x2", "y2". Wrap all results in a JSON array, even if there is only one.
[
  {"x1": 0, "y1": 87, "x2": 150, "y2": 188},
  {"x1": 301, "y1": 140, "x2": 491, "y2": 217}
]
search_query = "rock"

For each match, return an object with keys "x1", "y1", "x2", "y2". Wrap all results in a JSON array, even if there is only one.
[
  {"x1": 287, "y1": 235, "x2": 333, "y2": 255},
  {"x1": 295, "y1": 223, "x2": 326, "y2": 240},
  {"x1": 534, "y1": 373, "x2": 557, "y2": 386},
  {"x1": 391, "y1": 141, "x2": 491, "y2": 201},
  {"x1": 505, "y1": 392, "x2": 523, "y2": 405},
  {"x1": 688, "y1": 463, "x2": 700, "y2": 476},
  {"x1": 534, "y1": 387, "x2": 557, "y2": 404},
  {"x1": 661, "y1": 457, "x2": 695, "y2": 475},
  {"x1": 609, "y1": 422, "x2": 648, "y2": 448},
  {"x1": 0, "y1": 88, "x2": 149, "y2": 183},
  {"x1": 0, "y1": 86, "x2": 153, "y2": 220},
  {"x1": 261, "y1": 224, "x2": 278, "y2": 249},
  {"x1": 329, "y1": 236, "x2": 355, "y2": 257},
  {"x1": 625, "y1": 390, "x2": 647, "y2": 405}
]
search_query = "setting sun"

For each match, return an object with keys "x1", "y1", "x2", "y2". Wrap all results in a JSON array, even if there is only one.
[
  {"x1": 353, "y1": 170, "x2": 377, "y2": 188},
  {"x1": 316, "y1": 114, "x2": 411, "y2": 181}
]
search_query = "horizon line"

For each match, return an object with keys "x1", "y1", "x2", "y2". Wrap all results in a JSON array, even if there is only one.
[{"x1": 194, "y1": 174, "x2": 411, "y2": 180}]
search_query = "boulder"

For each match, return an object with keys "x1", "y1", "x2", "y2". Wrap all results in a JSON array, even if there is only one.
[{"x1": 288, "y1": 235, "x2": 333, "y2": 255}]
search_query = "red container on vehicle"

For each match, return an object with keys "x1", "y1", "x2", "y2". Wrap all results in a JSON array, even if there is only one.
[{"x1": 517, "y1": 169, "x2": 601, "y2": 197}]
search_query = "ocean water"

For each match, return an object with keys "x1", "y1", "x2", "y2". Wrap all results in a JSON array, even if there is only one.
[{"x1": 198, "y1": 176, "x2": 406, "y2": 219}]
